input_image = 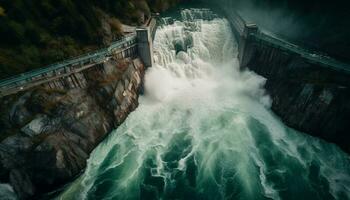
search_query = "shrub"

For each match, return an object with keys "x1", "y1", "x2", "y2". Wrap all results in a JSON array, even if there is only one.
[
  {"x1": 134, "y1": 0, "x2": 151, "y2": 17},
  {"x1": 0, "y1": 6, "x2": 5, "y2": 17},
  {"x1": 109, "y1": 18, "x2": 123, "y2": 36}
]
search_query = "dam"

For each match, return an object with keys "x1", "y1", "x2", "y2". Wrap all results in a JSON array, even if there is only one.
[
  {"x1": 224, "y1": 8, "x2": 350, "y2": 153},
  {"x1": 0, "y1": 6, "x2": 349, "y2": 200},
  {"x1": 57, "y1": 8, "x2": 349, "y2": 200}
]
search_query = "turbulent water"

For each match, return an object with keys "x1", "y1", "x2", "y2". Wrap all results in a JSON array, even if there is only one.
[{"x1": 58, "y1": 9, "x2": 350, "y2": 200}]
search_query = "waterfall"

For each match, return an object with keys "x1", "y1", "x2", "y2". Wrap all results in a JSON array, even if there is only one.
[{"x1": 58, "y1": 8, "x2": 350, "y2": 200}]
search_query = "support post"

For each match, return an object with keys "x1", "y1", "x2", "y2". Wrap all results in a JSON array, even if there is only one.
[
  {"x1": 238, "y1": 23, "x2": 258, "y2": 68},
  {"x1": 136, "y1": 18, "x2": 156, "y2": 68}
]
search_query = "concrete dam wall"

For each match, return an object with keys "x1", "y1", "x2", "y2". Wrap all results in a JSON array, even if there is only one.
[{"x1": 225, "y1": 9, "x2": 350, "y2": 153}]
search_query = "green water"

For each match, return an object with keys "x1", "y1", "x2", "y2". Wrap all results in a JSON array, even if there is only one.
[{"x1": 58, "y1": 8, "x2": 350, "y2": 200}]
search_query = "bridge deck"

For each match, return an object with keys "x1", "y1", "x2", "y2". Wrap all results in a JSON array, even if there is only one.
[{"x1": 0, "y1": 34, "x2": 137, "y2": 97}]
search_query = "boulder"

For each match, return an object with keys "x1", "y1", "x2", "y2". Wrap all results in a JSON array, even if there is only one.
[{"x1": 21, "y1": 115, "x2": 49, "y2": 137}]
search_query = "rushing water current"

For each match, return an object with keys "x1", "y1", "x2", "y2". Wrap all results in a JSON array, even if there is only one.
[{"x1": 58, "y1": 9, "x2": 350, "y2": 200}]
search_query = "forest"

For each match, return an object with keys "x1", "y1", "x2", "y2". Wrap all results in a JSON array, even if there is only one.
[{"x1": 0, "y1": 0, "x2": 183, "y2": 78}]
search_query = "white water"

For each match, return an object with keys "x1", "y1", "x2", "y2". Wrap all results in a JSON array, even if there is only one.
[
  {"x1": 58, "y1": 9, "x2": 350, "y2": 200},
  {"x1": 0, "y1": 184, "x2": 17, "y2": 200}
]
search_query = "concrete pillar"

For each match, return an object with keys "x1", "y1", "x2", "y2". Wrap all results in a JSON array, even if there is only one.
[
  {"x1": 243, "y1": 23, "x2": 258, "y2": 38},
  {"x1": 239, "y1": 23, "x2": 258, "y2": 68},
  {"x1": 136, "y1": 21, "x2": 155, "y2": 68}
]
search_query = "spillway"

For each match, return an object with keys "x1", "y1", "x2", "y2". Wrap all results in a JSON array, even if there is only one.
[{"x1": 58, "y1": 8, "x2": 350, "y2": 200}]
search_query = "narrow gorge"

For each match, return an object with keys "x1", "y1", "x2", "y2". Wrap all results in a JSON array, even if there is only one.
[
  {"x1": 57, "y1": 9, "x2": 349, "y2": 200},
  {"x1": 0, "y1": 3, "x2": 349, "y2": 200}
]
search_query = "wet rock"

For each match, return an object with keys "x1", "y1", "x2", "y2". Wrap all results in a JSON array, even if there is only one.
[
  {"x1": 1, "y1": 135, "x2": 33, "y2": 153},
  {"x1": 9, "y1": 169, "x2": 35, "y2": 200},
  {"x1": 0, "y1": 58, "x2": 145, "y2": 199},
  {"x1": 1, "y1": 93, "x2": 34, "y2": 128},
  {"x1": 29, "y1": 133, "x2": 88, "y2": 191},
  {"x1": 243, "y1": 41, "x2": 350, "y2": 153},
  {"x1": 21, "y1": 115, "x2": 49, "y2": 137}
]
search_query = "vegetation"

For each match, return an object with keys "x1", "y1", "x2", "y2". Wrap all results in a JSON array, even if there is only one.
[
  {"x1": 0, "y1": 6, "x2": 5, "y2": 16},
  {"x1": 0, "y1": 0, "x2": 184, "y2": 79}
]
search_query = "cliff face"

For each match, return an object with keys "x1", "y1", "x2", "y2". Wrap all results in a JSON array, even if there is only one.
[
  {"x1": 265, "y1": 78, "x2": 350, "y2": 152},
  {"x1": 0, "y1": 57, "x2": 145, "y2": 199},
  {"x1": 243, "y1": 42, "x2": 350, "y2": 153}
]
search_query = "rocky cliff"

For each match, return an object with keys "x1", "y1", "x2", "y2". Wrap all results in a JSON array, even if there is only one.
[
  {"x1": 0, "y1": 57, "x2": 145, "y2": 199},
  {"x1": 243, "y1": 42, "x2": 350, "y2": 153}
]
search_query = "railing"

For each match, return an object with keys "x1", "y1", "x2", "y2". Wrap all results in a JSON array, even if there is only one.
[
  {"x1": 0, "y1": 33, "x2": 137, "y2": 89},
  {"x1": 221, "y1": 8, "x2": 350, "y2": 73},
  {"x1": 253, "y1": 31, "x2": 350, "y2": 73},
  {"x1": 149, "y1": 18, "x2": 157, "y2": 40}
]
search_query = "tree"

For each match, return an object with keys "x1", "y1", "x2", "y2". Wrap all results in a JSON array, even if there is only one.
[{"x1": 0, "y1": 6, "x2": 5, "y2": 16}]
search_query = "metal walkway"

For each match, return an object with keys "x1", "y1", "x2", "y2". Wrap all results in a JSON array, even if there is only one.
[
  {"x1": 253, "y1": 31, "x2": 350, "y2": 73},
  {"x1": 0, "y1": 33, "x2": 137, "y2": 91},
  {"x1": 224, "y1": 8, "x2": 350, "y2": 74}
]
